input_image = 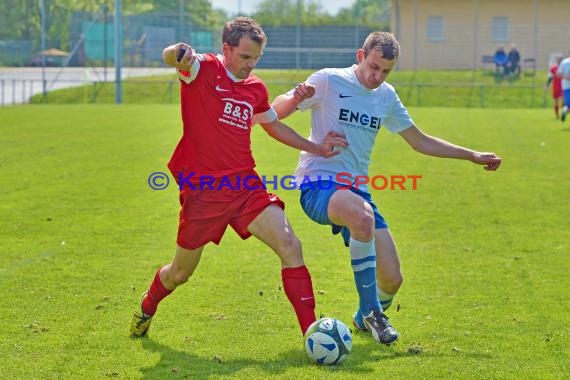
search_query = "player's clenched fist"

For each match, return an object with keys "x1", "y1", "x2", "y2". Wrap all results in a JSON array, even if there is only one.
[
  {"x1": 174, "y1": 43, "x2": 196, "y2": 71},
  {"x1": 293, "y1": 83, "x2": 315, "y2": 102},
  {"x1": 472, "y1": 152, "x2": 502, "y2": 171},
  {"x1": 162, "y1": 42, "x2": 196, "y2": 71}
]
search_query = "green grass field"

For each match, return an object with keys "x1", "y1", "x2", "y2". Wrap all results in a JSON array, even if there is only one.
[
  {"x1": 1, "y1": 104, "x2": 569, "y2": 379},
  {"x1": 29, "y1": 69, "x2": 549, "y2": 109}
]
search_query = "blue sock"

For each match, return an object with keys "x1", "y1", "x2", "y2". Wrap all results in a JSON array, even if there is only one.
[
  {"x1": 378, "y1": 287, "x2": 394, "y2": 311},
  {"x1": 349, "y1": 237, "x2": 381, "y2": 316}
]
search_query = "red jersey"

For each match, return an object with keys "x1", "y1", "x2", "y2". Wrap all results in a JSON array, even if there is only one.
[
  {"x1": 168, "y1": 53, "x2": 277, "y2": 179},
  {"x1": 549, "y1": 64, "x2": 562, "y2": 96}
]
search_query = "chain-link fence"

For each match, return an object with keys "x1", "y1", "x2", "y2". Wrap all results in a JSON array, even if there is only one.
[
  {"x1": 0, "y1": 6, "x2": 559, "y2": 107},
  {"x1": 0, "y1": 8, "x2": 379, "y2": 105},
  {"x1": 0, "y1": 9, "x2": 374, "y2": 69}
]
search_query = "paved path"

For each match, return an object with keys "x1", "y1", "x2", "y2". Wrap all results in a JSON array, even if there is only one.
[{"x1": 0, "y1": 67, "x2": 174, "y2": 106}]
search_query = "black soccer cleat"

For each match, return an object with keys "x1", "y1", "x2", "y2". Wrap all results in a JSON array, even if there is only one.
[{"x1": 363, "y1": 309, "x2": 399, "y2": 345}]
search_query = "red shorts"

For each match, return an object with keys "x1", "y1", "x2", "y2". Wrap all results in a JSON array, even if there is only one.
[
  {"x1": 174, "y1": 170, "x2": 284, "y2": 250},
  {"x1": 553, "y1": 88, "x2": 562, "y2": 99}
]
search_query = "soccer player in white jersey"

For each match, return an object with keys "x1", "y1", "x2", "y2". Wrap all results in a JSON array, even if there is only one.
[{"x1": 272, "y1": 31, "x2": 502, "y2": 345}]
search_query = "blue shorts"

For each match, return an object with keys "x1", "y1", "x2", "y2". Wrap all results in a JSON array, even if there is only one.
[
  {"x1": 299, "y1": 181, "x2": 388, "y2": 247},
  {"x1": 563, "y1": 89, "x2": 570, "y2": 107}
]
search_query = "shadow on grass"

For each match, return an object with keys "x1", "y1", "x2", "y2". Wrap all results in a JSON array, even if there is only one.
[
  {"x1": 136, "y1": 335, "x2": 404, "y2": 378},
  {"x1": 350, "y1": 329, "x2": 494, "y2": 362},
  {"x1": 136, "y1": 330, "x2": 493, "y2": 378}
]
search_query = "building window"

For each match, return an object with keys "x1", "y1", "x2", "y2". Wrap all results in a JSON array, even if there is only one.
[
  {"x1": 427, "y1": 16, "x2": 444, "y2": 41},
  {"x1": 492, "y1": 17, "x2": 509, "y2": 42}
]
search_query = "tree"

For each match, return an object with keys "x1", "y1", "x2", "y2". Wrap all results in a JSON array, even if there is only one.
[
  {"x1": 336, "y1": 0, "x2": 390, "y2": 28},
  {"x1": 0, "y1": 0, "x2": 39, "y2": 40},
  {"x1": 141, "y1": 0, "x2": 225, "y2": 29},
  {"x1": 248, "y1": 0, "x2": 389, "y2": 27},
  {"x1": 251, "y1": 0, "x2": 297, "y2": 25},
  {"x1": 0, "y1": 0, "x2": 225, "y2": 52},
  {"x1": 251, "y1": 0, "x2": 334, "y2": 26}
]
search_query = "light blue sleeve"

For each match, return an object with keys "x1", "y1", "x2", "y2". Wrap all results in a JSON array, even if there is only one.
[
  {"x1": 296, "y1": 70, "x2": 328, "y2": 111},
  {"x1": 383, "y1": 90, "x2": 414, "y2": 133}
]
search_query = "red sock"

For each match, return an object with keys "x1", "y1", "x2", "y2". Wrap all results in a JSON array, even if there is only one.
[
  {"x1": 141, "y1": 267, "x2": 173, "y2": 316},
  {"x1": 555, "y1": 105, "x2": 559, "y2": 118},
  {"x1": 281, "y1": 265, "x2": 316, "y2": 334}
]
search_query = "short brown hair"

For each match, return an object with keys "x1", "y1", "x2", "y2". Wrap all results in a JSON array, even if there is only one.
[
  {"x1": 362, "y1": 32, "x2": 400, "y2": 60},
  {"x1": 222, "y1": 17, "x2": 267, "y2": 48}
]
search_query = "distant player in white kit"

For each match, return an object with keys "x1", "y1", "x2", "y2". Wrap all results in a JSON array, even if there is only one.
[{"x1": 272, "y1": 31, "x2": 502, "y2": 345}]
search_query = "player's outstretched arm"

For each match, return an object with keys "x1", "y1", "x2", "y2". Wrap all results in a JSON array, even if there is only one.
[
  {"x1": 272, "y1": 83, "x2": 315, "y2": 120},
  {"x1": 399, "y1": 125, "x2": 502, "y2": 171},
  {"x1": 260, "y1": 120, "x2": 347, "y2": 158}
]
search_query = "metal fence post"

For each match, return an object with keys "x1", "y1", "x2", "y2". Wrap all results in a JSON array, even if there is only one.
[
  {"x1": 416, "y1": 84, "x2": 422, "y2": 107},
  {"x1": 40, "y1": 0, "x2": 47, "y2": 101},
  {"x1": 295, "y1": 0, "x2": 301, "y2": 70},
  {"x1": 29, "y1": 80, "x2": 34, "y2": 104},
  {"x1": 92, "y1": 82, "x2": 98, "y2": 103},
  {"x1": 114, "y1": 0, "x2": 123, "y2": 104}
]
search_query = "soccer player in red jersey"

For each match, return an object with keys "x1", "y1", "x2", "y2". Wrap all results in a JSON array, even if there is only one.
[
  {"x1": 545, "y1": 56, "x2": 563, "y2": 119},
  {"x1": 130, "y1": 17, "x2": 347, "y2": 338}
]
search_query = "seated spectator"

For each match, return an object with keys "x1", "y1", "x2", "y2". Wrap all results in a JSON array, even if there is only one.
[
  {"x1": 508, "y1": 44, "x2": 521, "y2": 77},
  {"x1": 494, "y1": 47, "x2": 509, "y2": 76}
]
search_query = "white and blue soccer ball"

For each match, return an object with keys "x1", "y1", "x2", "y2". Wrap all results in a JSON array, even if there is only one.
[{"x1": 304, "y1": 317, "x2": 352, "y2": 365}]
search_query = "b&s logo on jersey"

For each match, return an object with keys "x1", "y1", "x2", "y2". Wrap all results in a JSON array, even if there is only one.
[{"x1": 219, "y1": 98, "x2": 253, "y2": 130}]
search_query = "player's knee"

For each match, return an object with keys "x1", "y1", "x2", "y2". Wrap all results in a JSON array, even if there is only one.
[
  {"x1": 282, "y1": 233, "x2": 302, "y2": 255},
  {"x1": 348, "y1": 212, "x2": 375, "y2": 241},
  {"x1": 276, "y1": 233, "x2": 303, "y2": 264},
  {"x1": 382, "y1": 272, "x2": 403, "y2": 293},
  {"x1": 169, "y1": 269, "x2": 193, "y2": 287}
]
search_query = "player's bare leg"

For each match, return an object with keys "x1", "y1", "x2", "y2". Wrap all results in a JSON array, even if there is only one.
[
  {"x1": 130, "y1": 245, "x2": 203, "y2": 337},
  {"x1": 159, "y1": 245, "x2": 204, "y2": 289},
  {"x1": 554, "y1": 97, "x2": 561, "y2": 119},
  {"x1": 248, "y1": 204, "x2": 304, "y2": 268},
  {"x1": 247, "y1": 204, "x2": 316, "y2": 334},
  {"x1": 374, "y1": 228, "x2": 403, "y2": 311}
]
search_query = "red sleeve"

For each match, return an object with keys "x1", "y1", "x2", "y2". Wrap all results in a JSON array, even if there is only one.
[{"x1": 254, "y1": 82, "x2": 271, "y2": 115}]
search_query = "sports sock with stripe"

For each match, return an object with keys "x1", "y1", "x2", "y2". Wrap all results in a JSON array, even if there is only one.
[
  {"x1": 350, "y1": 237, "x2": 381, "y2": 316},
  {"x1": 378, "y1": 287, "x2": 395, "y2": 311}
]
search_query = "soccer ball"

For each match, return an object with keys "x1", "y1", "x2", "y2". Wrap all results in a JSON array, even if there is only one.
[{"x1": 304, "y1": 317, "x2": 352, "y2": 365}]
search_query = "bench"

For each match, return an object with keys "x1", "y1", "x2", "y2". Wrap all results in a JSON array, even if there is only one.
[
  {"x1": 523, "y1": 58, "x2": 536, "y2": 77},
  {"x1": 482, "y1": 55, "x2": 506, "y2": 77},
  {"x1": 482, "y1": 55, "x2": 495, "y2": 65}
]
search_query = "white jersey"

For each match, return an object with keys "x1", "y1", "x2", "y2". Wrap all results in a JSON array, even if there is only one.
[
  {"x1": 557, "y1": 57, "x2": 570, "y2": 90},
  {"x1": 293, "y1": 66, "x2": 413, "y2": 191}
]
